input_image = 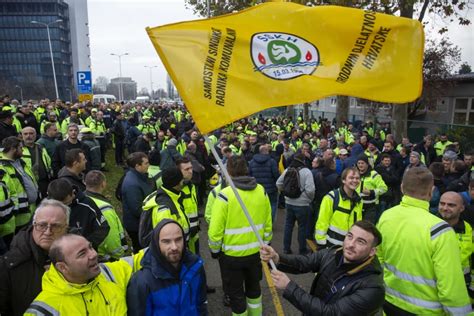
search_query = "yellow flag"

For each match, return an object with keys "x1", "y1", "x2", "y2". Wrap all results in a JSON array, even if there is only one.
[{"x1": 147, "y1": 2, "x2": 423, "y2": 134}]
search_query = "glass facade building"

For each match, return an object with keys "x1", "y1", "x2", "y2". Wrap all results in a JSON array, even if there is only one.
[{"x1": 0, "y1": 0, "x2": 73, "y2": 101}]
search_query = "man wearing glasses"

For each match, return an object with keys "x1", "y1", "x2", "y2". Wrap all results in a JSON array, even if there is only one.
[{"x1": 0, "y1": 199, "x2": 69, "y2": 316}]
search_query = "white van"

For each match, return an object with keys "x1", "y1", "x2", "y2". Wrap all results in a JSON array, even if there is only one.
[
  {"x1": 135, "y1": 96, "x2": 150, "y2": 103},
  {"x1": 93, "y1": 94, "x2": 117, "y2": 104}
]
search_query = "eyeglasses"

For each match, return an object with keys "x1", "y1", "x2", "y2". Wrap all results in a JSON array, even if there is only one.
[{"x1": 33, "y1": 222, "x2": 66, "y2": 233}]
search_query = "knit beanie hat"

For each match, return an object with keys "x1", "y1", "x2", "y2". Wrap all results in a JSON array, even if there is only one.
[
  {"x1": 162, "y1": 167, "x2": 183, "y2": 189},
  {"x1": 357, "y1": 154, "x2": 369, "y2": 164}
]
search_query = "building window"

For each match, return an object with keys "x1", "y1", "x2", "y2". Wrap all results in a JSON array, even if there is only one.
[{"x1": 452, "y1": 98, "x2": 473, "y2": 125}]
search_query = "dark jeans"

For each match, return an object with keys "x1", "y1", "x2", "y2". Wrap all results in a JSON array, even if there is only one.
[
  {"x1": 127, "y1": 230, "x2": 141, "y2": 254},
  {"x1": 284, "y1": 204, "x2": 310, "y2": 254},
  {"x1": 267, "y1": 191, "x2": 278, "y2": 223},
  {"x1": 115, "y1": 139, "x2": 124, "y2": 164},
  {"x1": 363, "y1": 204, "x2": 378, "y2": 224},
  {"x1": 219, "y1": 253, "x2": 262, "y2": 314}
]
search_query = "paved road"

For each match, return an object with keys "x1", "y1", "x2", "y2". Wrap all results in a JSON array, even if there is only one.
[{"x1": 199, "y1": 206, "x2": 314, "y2": 315}]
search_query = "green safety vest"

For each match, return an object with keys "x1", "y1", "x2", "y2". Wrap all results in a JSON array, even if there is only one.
[
  {"x1": 0, "y1": 156, "x2": 37, "y2": 228},
  {"x1": 140, "y1": 187, "x2": 190, "y2": 247},
  {"x1": 315, "y1": 188, "x2": 363, "y2": 246},
  {"x1": 21, "y1": 145, "x2": 52, "y2": 182},
  {"x1": 357, "y1": 169, "x2": 387, "y2": 206},
  {"x1": 40, "y1": 121, "x2": 60, "y2": 135},
  {"x1": 0, "y1": 180, "x2": 16, "y2": 237},
  {"x1": 88, "y1": 194, "x2": 129, "y2": 260}
]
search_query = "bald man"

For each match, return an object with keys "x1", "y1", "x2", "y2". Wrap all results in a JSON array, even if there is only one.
[
  {"x1": 439, "y1": 191, "x2": 473, "y2": 297},
  {"x1": 21, "y1": 127, "x2": 52, "y2": 197}
]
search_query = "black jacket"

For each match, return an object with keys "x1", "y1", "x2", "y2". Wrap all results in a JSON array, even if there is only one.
[
  {"x1": 58, "y1": 167, "x2": 86, "y2": 191},
  {"x1": 69, "y1": 191, "x2": 109, "y2": 250},
  {"x1": 51, "y1": 139, "x2": 91, "y2": 176},
  {"x1": 0, "y1": 121, "x2": 17, "y2": 144},
  {"x1": 278, "y1": 247, "x2": 384, "y2": 316},
  {"x1": 0, "y1": 228, "x2": 49, "y2": 316}
]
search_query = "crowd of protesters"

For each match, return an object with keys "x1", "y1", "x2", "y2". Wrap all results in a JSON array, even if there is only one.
[{"x1": 0, "y1": 94, "x2": 473, "y2": 315}]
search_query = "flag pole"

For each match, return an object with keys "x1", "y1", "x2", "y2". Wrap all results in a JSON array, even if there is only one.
[{"x1": 204, "y1": 135, "x2": 277, "y2": 271}]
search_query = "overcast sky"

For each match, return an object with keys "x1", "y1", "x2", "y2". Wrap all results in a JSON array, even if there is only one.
[{"x1": 88, "y1": 0, "x2": 474, "y2": 92}]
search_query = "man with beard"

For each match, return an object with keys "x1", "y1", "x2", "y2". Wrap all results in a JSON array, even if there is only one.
[
  {"x1": 0, "y1": 136, "x2": 38, "y2": 233},
  {"x1": 17, "y1": 103, "x2": 39, "y2": 132},
  {"x1": 0, "y1": 200, "x2": 68, "y2": 316},
  {"x1": 127, "y1": 219, "x2": 208, "y2": 315},
  {"x1": 0, "y1": 110, "x2": 17, "y2": 144},
  {"x1": 261, "y1": 221, "x2": 385, "y2": 315},
  {"x1": 438, "y1": 191, "x2": 473, "y2": 298},
  {"x1": 51, "y1": 124, "x2": 91, "y2": 176},
  {"x1": 24, "y1": 234, "x2": 136, "y2": 315}
]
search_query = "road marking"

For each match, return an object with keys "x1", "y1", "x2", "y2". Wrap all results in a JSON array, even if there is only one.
[
  {"x1": 307, "y1": 239, "x2": 317, "y2": 252},
  {"x1": 262, "y1": 261, "x2": 285, "y2": 316}
]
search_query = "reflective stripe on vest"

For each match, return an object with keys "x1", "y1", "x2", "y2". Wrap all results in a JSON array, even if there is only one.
[
  {"x1": 25, "y1": 301, "x2": 60, "y2": 316},
  {"x1": 384, "y1": 263, "x2": 436, "y2": 287},
  {"x1": 99, "y1": 263, "x2": 116, "y2": 283},
  {"x1": 430, "y1": 222, "x2": 452, "y2": 240},
  {"x1": 223, "y1": 241, "x2": 260, "y2": 252}
]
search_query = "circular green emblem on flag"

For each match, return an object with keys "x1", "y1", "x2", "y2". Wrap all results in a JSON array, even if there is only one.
[{"x1": 251, "y1": 32, "x2": 319, "y2": 80}]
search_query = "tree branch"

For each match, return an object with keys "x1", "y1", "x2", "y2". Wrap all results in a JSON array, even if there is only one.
[{"x1": 418, "y1": 0, "x2": 430, "y2": 22}]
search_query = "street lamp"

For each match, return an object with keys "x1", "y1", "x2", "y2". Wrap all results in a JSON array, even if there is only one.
[
  {"x1": 110, "y1": 52, "x2": 129, "y2": 101},
  {"x1": 144, "y1": 65, "x2": 158, "y2": 99},
  {"x1": 15, "y1": 85, "x2": 23, "y2": 104},
  {"x1": 31, "y1": 19, "x2": 62, "y2": 100}
]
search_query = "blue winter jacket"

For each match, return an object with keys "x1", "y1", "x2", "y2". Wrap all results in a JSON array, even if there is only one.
[
  {"x1": 248, "y1": 153, "x2": 280, "y2": 194},
  {"x1": 126, "y1": 223, "x2": 208, "y2": 316},
  {"x1": 121, "y1": 169, "x2": 153, "y2": 232}
]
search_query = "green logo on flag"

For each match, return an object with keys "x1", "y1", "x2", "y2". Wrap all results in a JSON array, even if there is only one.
[{"x1": 268, "y1": 40, "x2": 301, "y2": 65}]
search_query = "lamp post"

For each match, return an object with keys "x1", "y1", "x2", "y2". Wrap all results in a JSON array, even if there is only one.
[
  {"x1": 15, "y1": 85, "x2": 23, "y2": 104},
  {"x1": 144, "y1": 65, "x2": 158, "y2": 99},
  {"x1": 110, "y1": 52, "x2": 129, "y2": 101},
  {"x1": 31, "y1": 19, "x2": 62, "y2": 100}
]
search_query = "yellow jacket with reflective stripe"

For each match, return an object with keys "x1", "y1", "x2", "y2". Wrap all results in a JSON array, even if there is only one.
[
  {"x1": 0, "y1": 179, "x2": 15, "y2": 237},
  {"x1": 208, "y1": 181, "x2": 272, "y2": 257},
  {"x1": 24, "y1": 256, "x2": 140, "y2": 316},
  {"x1": 356, "y1": 169, "x2": 387, "y2": 206},
  {"x1": 377, "y1": 195, "x2": 471, "y2": 315},
  {"x1": 434, "y1": 140, "x2": 453, "y2": 157},
  {"x1": 452, "y1": 220, "x2": 473, "y2": 284},
  {"x1": 21, "y1": 145, "x2": 52, "y2": 181},
  {"x1": 61, "y1": 117, "x2": 85, "y2": 134},
  {"x1": 205, "y1": 183, "x2": 224, "y2": 224},
  {"x1": 142, "y1": 187, "x2": 190, "y2": 238},
  {"x1": 181, "y1": 182, "x2": 199, "y2": 235},
  {"x1": 89, "y1": 119, "x2": 107, "y2": 136},
  {"x1": 40, "y1": 121, "x2": 60, "y2": 135},
  {"x1": 0, "y1": 156, "x2": 37, "y2": 228},
  {"x1": 88, "y1": 194, "x2": 129, "y2": 260},
  {"x1": 315, "y1": 188, "x2": 363, "y2": 246}
]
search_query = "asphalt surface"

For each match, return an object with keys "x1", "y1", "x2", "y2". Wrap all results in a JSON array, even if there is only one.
[{"x1": 199, "y1": 206, "x2": 314, "y2": 316}]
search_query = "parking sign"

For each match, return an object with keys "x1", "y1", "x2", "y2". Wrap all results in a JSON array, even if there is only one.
[{"x1": 77, "y1": 71, "x2": 92, "y2": 94}]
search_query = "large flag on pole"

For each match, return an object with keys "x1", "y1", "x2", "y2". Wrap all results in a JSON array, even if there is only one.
[{"x1": 147, "y1": 2, "x2": 424, "y2": 134}]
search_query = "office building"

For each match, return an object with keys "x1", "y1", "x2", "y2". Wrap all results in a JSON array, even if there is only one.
[{"x1": 0, "y1": 0, "x2": 91, "y2": 101}]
